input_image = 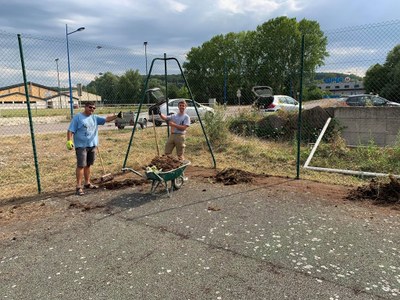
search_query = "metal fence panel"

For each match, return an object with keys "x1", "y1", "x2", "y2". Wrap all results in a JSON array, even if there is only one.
[{"x1": 1, "y1": 20, "x2": 400, "y2": 200}]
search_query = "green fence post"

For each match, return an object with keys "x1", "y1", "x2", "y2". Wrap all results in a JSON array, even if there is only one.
[
  {"x1": 17, "y1": 34, "x2": 42, "y2": 193},
  {"x1": 296, "y1": 34, "x2": 305, "y2": 180}
]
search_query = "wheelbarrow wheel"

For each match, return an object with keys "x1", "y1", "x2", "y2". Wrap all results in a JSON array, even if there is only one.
[{"x1": 173, "y1": 176, "x2": 184, "y2": 190}]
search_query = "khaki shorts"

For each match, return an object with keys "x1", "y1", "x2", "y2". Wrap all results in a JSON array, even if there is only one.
[{"x1": 165, "y1": 134, "x2": 186, "y2": 159}]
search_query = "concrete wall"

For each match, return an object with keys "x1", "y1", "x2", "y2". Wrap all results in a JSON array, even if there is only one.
[{"x1": 334, "y1": 107, "x2": 400, "y2": 146}]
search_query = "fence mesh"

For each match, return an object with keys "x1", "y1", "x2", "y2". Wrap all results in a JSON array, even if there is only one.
[{"x1": 1, "y1": 20, "x2": 400, "y2": 200}]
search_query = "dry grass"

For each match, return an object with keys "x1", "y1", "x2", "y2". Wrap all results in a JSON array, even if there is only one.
[{"x1": 0, "y1": 123, "x2": 366, "y2": 202}]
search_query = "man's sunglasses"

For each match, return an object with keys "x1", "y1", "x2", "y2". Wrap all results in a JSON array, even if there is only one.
[{"x1": 88, "y1": 106, "x2": 96, "y2": 110}]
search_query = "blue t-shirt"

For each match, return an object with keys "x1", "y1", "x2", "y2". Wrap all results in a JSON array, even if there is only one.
[{"x1": 68, "y1": 113, "x2": 106, "y2": 148}]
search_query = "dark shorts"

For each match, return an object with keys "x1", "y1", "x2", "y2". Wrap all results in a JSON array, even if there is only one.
[{"x1": 76, "y1": 147, "x2": 96, "y2": 167}]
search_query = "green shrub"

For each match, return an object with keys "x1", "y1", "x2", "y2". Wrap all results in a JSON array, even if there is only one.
[
  {"x1": 228, "y1": 110, "x2": 259, "y2": 136},
  {"x1": 203, "y1": 104, "x2": 229, "y2": 149}
]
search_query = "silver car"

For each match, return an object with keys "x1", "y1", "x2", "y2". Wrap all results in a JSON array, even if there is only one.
[{"x1": 149, "y1": 99, "x2": 214, "y2": 126}]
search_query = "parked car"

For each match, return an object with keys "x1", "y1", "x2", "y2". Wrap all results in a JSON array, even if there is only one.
[
  {"x1": 262, "y1": 95, "x2": 299, "y2": 112},
  {"x1": 251, "y1": 86, "x2": 274, "y2": 110},
  {"x1": 344, "y1": 94, "x2": 400, "y2": 107},
  {"x1": 115, "y1": 111, "x2": 148, "y2": 129},
  {"x1": 149, "y1": 99, "x2": 214, "y2": 126}
]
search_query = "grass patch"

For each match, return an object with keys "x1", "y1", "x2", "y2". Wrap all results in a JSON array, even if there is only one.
[{"x1": 2, "y1": 114, "x2": 398, "y2": 201}]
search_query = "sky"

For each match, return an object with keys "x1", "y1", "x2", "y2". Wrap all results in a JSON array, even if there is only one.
[
  {"x1": 0, "y1": 0, "x2": 399, "y2": 87},
  {"x1": 1, "y1": 0, "x2": 399, "y2": 57}
]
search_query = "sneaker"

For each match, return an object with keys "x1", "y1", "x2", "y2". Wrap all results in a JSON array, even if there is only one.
[{"x1": 183, "y1": 176, "x2": 189, "y2": 182}]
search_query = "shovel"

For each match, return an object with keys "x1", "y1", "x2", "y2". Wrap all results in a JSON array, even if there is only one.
[{"x1": 97, "y1": 146, "x2": 114, "y2": 182}]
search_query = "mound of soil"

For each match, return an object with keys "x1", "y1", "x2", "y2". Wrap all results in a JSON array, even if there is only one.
[
  {"x1": 347, "y1": 175, "x2": 400, "y2": 204},
  {"x1": 215, "y1": 168, "x2": 255, "y2": 185},
  {"x1": 103, "y1": 178, "x2": 146, "y2": 190},
  {"x1": 148, "y1": 155, "x2": 183, "y2": 171}
]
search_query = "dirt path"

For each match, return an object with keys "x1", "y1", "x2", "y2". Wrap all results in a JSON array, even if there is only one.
[{"x1": 1, "y1": 165, "x2": 398, "y2": 242}]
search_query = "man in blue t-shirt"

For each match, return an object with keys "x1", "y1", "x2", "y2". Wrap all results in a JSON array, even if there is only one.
[
  {"x1": 159, "y1": 99, "x2": 190, "y2": 160},
  {"x1": 67, "y1": 102, "x2": 121, "y2": 195}
]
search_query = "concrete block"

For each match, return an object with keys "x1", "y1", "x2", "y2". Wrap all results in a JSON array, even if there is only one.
[
  {"x1": 334, "y1": 107, "x2": 400, "y2": 146},
  {"x1": 342, "y1": 132, "x2": 386, "y2": 146}
]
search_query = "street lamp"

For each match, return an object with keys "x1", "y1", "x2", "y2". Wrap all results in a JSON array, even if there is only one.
[
  {"x1": 144, "y1": 41, "x2": 148, "y2": 76},
  {"x1": 95, "y1": 73, "x2": 103, "y2": 102},
  {"x1": 55, "y1": 58, "x2": 61, "y2": 108},
  {"x1": 66, "y1": 24, "x2": 85, "y2": 118}
]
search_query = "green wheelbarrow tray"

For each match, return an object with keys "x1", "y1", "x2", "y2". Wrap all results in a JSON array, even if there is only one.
[{"x1": 122, "y1": 160, "x2": 190, "y2": 196}]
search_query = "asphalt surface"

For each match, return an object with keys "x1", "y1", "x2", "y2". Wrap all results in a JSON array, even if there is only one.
[{"x1": 0, "y1": 179, "x2": 399, "y2": 299}]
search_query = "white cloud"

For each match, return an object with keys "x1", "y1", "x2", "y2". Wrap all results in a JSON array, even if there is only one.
[
  {"x1": 165, "y1": 0, "x2": 188, "y2": 13},
  {"x1": 217, "y1": 0, "x2": 279, "y2": 14}
]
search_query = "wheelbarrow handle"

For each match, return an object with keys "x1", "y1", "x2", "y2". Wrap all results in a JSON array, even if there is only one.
[{"x1": 122, "y1": 167, "x2": 145, "y2": 178}]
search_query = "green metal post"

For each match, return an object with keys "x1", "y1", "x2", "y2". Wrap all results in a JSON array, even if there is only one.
[
  {"x1": 122, "y1": 56, "x2": 216, "y2": 169},
  {"x1": 17, "y1": 34, "x2": 42, "y2": 193},
  {"x1": 296, "y1": 35, "x2": 305, "y2": 179},
  {"x1": 164, "y1": 53, "x2": 170, "y2": 137},
  {"x1": 122, "y1": 61, "x2": 153, "y2": 168}
]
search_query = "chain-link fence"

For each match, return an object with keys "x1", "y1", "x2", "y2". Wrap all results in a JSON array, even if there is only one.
[{"x1": 1, "y1": 20, "x2": 400, "y2": 200}]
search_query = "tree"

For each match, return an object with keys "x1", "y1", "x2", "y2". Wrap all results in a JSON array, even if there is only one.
[
  {"x1": 184, "y1": 17, "x2": 328, "y2": 104},
  {"x1": 95, "y1": 72, "x2": 119, "y2": 104},
  {"x1": 117, "y1": 69, "x2": 142, "y2": 103},
  {"x1": 254, "y1": 17, "x2": 328, "y2": 96},
  {"x1": 364, "y1": 45, "x2": 400, "y2": 102}
]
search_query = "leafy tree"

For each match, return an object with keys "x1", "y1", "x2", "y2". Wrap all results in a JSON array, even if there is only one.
[
  {"x1": 176, "y1": 86, "x2": 190, "y2": 98},
  {"x1": 167, "y1": 84, "x2": 179, "y2": 98},
  {"x1": 254, "y1": 17, "x2": 328, "y2": 96},
  {"x1": 184, "y1": 17, "x2": 328, "y2": 105},
  {"x1": 303, "y1": 85, "x2": 327, "y2": 101},
  {"x1": 117, "y1": 69, "x2": 142, "y2": 103},
  {"x1": 96, "y1": 72, "x2": 119, "y2": 104},
  {"x1": 364, "y1": 64, "x2": 387, "y2": 94},
  {"x1": 364, "y1": 45, "x2": 400, "y2": 102}
]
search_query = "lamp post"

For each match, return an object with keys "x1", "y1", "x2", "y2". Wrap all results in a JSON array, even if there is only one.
[
  {"x1": 55, "y1": 58, "x2": 61, "y2": 108},
  {"x1": 96, "y1": 72, "x2": 103, "y2": 102},
  {"x1": 66, "y1": 24, "x2": 85, "y2": 118},
  {"x1": 144, "y1": 41, "x2": 148, "y2": 76}
]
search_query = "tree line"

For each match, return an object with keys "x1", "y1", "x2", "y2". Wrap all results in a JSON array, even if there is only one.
[{"x1": 83, "y1": 16, "x2": 400, "y2": 105}]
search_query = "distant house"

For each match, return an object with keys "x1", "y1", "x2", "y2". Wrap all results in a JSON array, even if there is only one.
[{"x1": 0, "y1": 82, "x2": 100, "y2": 109}]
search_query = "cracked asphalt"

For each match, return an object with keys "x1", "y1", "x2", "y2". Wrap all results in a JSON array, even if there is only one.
[{"x1": 1, "y1": 179, "x2": 399, "y2": 299}]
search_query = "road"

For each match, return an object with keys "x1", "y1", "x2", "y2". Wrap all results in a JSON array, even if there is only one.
[
  {"x1": 0, "y1": 104, "x2": 322, "y2": 136},
  {"x1": 0, "y1": 177, "x2": 398, "y2": 299},
  {"x1": 0, "y1": 106, "x2": 239, "y2": 136}
]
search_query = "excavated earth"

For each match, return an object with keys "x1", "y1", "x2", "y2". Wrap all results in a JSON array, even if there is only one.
[{"x1": 0, "y1": 164, "x2": 399, "y2": 242}]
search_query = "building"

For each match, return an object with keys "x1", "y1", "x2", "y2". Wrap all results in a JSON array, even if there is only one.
[
  {"x1": 0, "y1": 82, "x2": 101, "y2": 109},
  {"x1": 317, "y1": 76, "x2": 365, "y2": 97}
]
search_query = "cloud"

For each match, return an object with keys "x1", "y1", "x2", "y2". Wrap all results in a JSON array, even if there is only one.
[
  {"x1": 165, "y1": 0, "x2": 188, "y2": 13},
  {"x1": 216, "y1": 0, "x2": 280, "y2": 15}
]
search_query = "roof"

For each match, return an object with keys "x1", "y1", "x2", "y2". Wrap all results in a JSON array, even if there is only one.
[{"x1": 0, "y1": 82, "x2": 59, "y2": 93}]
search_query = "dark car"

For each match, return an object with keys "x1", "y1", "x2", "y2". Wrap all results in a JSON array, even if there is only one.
[{"x1": 344, "y1": 94, "x2": 400, "y2": 107}]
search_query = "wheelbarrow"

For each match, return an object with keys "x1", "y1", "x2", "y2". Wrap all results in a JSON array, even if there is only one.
[{"x1": 122, "y1": 160, "x2": 190, "y2": 197}]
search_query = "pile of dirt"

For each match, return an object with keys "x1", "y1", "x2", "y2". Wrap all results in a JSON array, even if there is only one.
[
  {"x1": 148, "y1": 155, "x2": 183, "y2": 171},
  {"x1": 92, "y1": 156, "x2": 184, "y2": 191},
  {"x1": 103, "y1": 178, "x2": 146, "y2": 190},
  {"x1": 347, "y1": 175, "x2": 400, "y2": 204},
  {"x1": 215, "y1": 168, "x2": 255, "y2": 185}
]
